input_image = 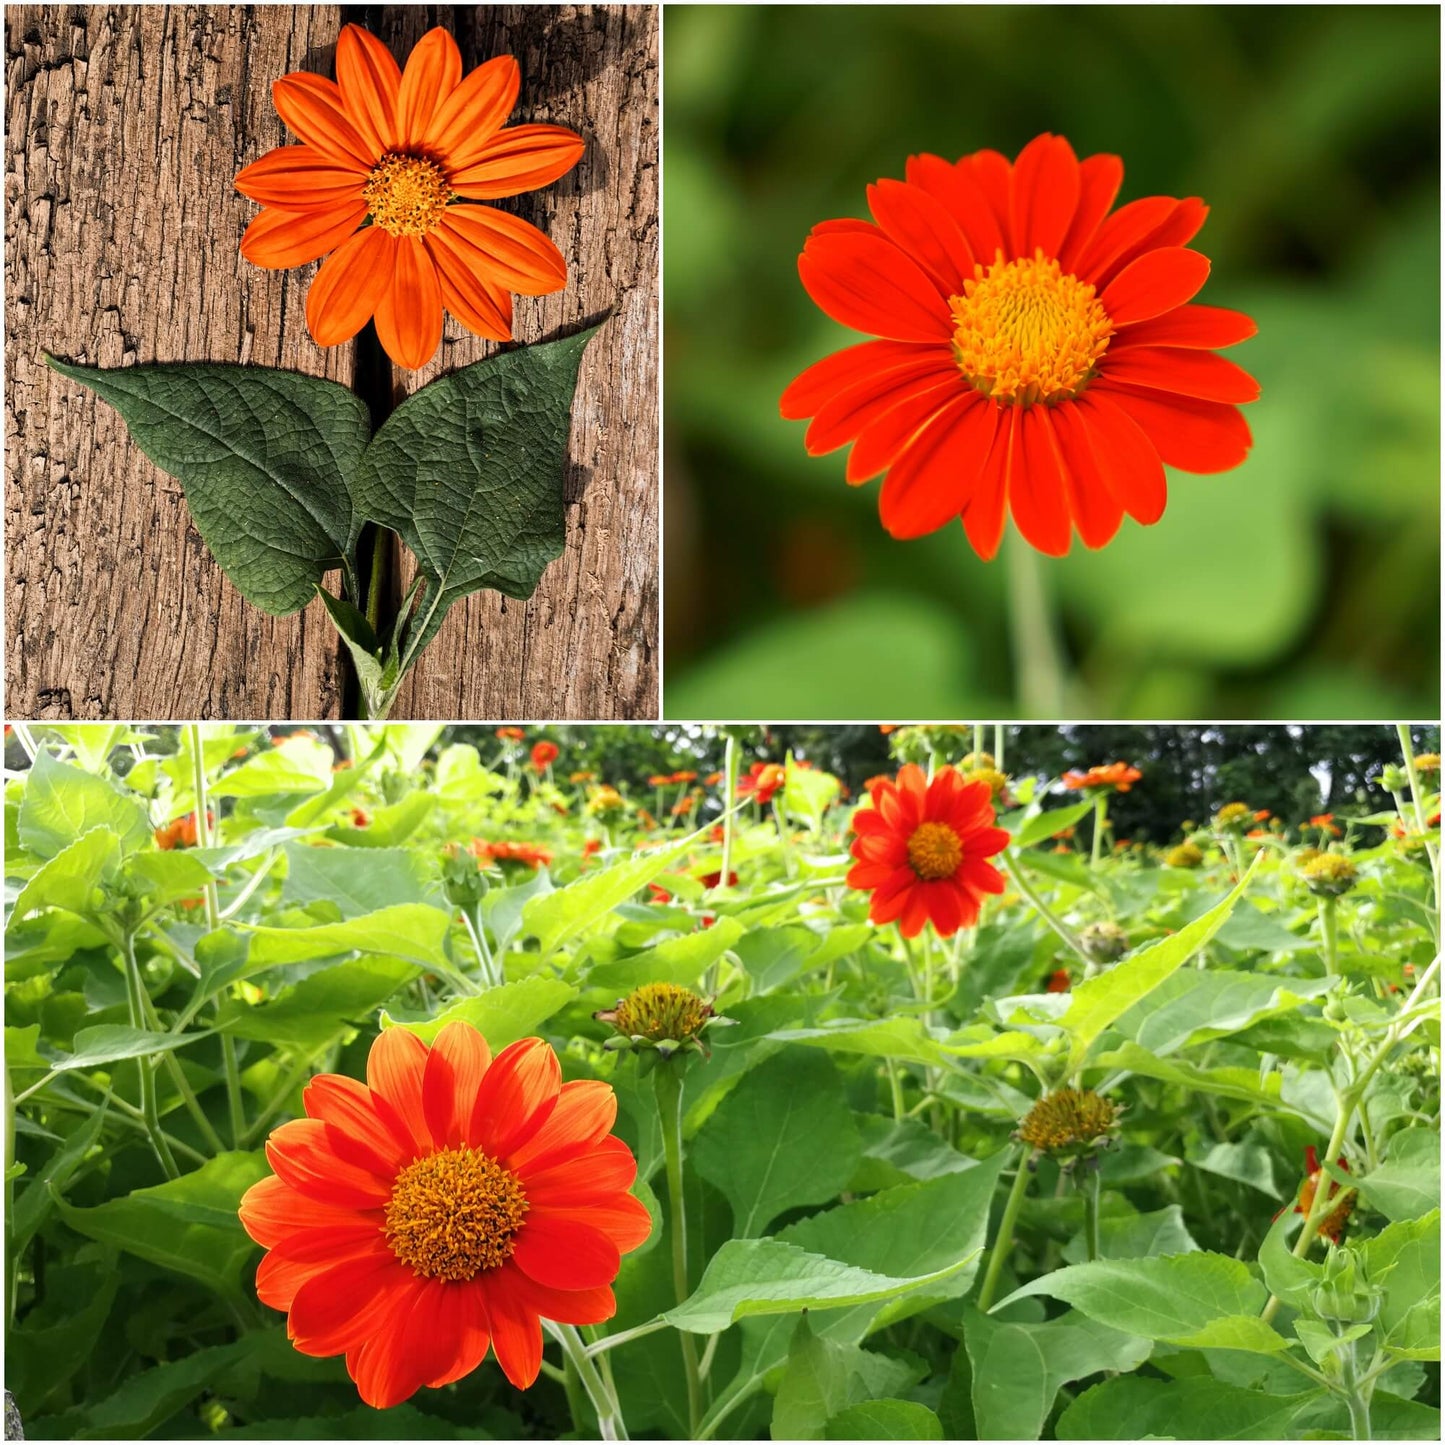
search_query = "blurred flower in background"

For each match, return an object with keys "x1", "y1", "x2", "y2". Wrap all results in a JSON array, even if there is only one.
[{"x1": 663, "y1": 4, "x2": 1439, "y2": 720}]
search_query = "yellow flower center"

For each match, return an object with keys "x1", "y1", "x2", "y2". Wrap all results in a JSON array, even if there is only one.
[
  {"x1": 614, "y1": 982, "x2": 713, "y2": 1042},
  {"x1": 949, "y1": 251, "x2": 1113, "y2": 406},
  {"x1": 384, "y1": 1146, "x2": 528, "y2": 1281},
  {"x1": 363, "y1": 153, "x2": 454, "y2": 238},
  {"x1": 907, "y1": 821, "x2": 964, "y2": 881}
]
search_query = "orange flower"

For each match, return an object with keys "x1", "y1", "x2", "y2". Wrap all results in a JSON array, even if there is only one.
[
  {"x1": 530, "y1": 740, "x2": 560, "y2": 771},
  {"x1": 671, "y1": 770, "x2": 699, "y2": 784},
  {"x1": 738, "y1": 761, "x2": 787, "y2": 805},
  {"x1": 569, "y1": 770, "x2": 596, "y2": 784},
  {"x1": 1253, "y1": 809, "x2": 1272, "y2": 821},
  {"x1": 647, "y1": 774, "x2": 673, "y2": 787},
  {"x1": 235, "y1": 25, "x2": 584, "y2": 369},
  {"x1": 700, "y1": 870, "x2": 739, "y2": 888},
  {"x1": 496, "y1": 727, "x2": 526, "y2": 742},
  {"x1": 782, "y1": 134, "x2": 1258, "y2": 556},
  {"x1": 1307, "y1": 813, "x2": 1342, "y2": 837},
  {"x1": 1062, "y1": 762, "x2": 1142, "y2": 793},
  {"x1": 847, "y1": 765, "x2": 1009, "y2": 937},
  {"x1": 471, "y1": 839, "x2": 553, "y2": 869},
  {"x1": 1285, "y1": 1146, "x2": 1355, "y2": 1245},
  {"x1": 239, "y1": 1024, "x2": 649, "y2": 1407},
  {"x1": 155, "y1": 810, "x2": 214, "y2": 850},
  {"x1": 1044, "y1": 968, "x2": 1072, "y2": 993},
  {"x1": 348, "y1": 807, "x2": 372, "y2": 829}
]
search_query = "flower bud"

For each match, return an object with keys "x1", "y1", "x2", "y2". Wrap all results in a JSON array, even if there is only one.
[
  {"x1": 1299, "y1": 854, "x2": 1357, "y2": 897},
  {"x1": 1080, "y1": 920, "x2": 1129, "y2": 964}
]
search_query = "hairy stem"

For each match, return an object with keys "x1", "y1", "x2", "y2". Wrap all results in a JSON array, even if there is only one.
[
  {"x1": 977, "y1": 1148, "x2": 1032, "y2": 1313},
  {"x1": 655, "y1": 1062, "x2": 704, "y2": 1436}
]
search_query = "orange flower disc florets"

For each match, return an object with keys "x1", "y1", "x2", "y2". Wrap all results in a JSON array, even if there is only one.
[
  {"x1": 950, "y1": 251, "x2": 1113, "y2": 406},
  {"x1": 363, "y1": 152, "x2": 455, "y2": 237},
  {"x1": 385, "y1": 1146, "x2": 528, "y2": 1281},
  {"x1": 907, "y1": 820, "x2": 964, "y2": 881}
]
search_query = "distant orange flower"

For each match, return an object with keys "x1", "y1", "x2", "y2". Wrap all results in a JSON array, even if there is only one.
[
  {"x1": 700, "y1": 870, "x2": 739, "y2": 889},
  {"x1": 235, "y1": 25, "x2": 584, "y2": 369},
  {"x1": 496, "y1": 727, "x2": 525, "y2": 742},
  {"x1": 1063, "y1": 762, "x2": 1142, "y2": 793},
  {"x1": 569, "y1": 771, "x2": 596, "y2": 784},
  {"x1": 672, "y1": 770, "x2": 699, "y2": 784},
  {"x1": 1044, "y1": 968, "x2": 1072, "y2": 993},
  {"x1": 1283, "y1": 1146, "x2": 1355, "y2": 1245},
  {"x1": 704, "y1": 772, "x2": 724, "y2": 787},
  {"x1": 530, "y1": 741, "x2": 559, "y2": 771},
  {"x1": 1307, "y1": 813, "x2": 1342, "y2": 837},
  {"x1": 240, "y1": 1024, "x2": 649, "y2": 1406},
  {"x1": 1253, "y1": 809, "x2": 1272, "y2": 821},
  {"x1": 782, "y1": 134, "x2": 1257, "y2": 556},
  {"x1": 349, "y1": 807, "x2": 371, "y2": 829},
  {"x1": 155, "y1": 810, "x2": 214, "y2": 850},
  {"x1": 738, "y1": 762, "x2": 787, "y2": 805},
  {"x1": 647, "y1": 774, "x2": 673, "y2": 787},
  {"x1": 847, "y1": 765, "x2": 1009, "y2": 937},
  {"x1": 471, "y1": 839, "x2": 553, "y2": 869}
]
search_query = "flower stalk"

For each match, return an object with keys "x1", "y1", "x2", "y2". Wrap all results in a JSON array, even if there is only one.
[
  {"x1": 654, "y1": 1061, "x2": 704, "y2": 1436},
  {"x1": 977, "y1": 1147, "x2": 1032, "y2": 1313}
]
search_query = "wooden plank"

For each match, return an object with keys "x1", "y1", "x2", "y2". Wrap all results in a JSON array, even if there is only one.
[
  {"x1": 381, "y1": 4, "x2": 660, "y2": 721},
  {"x1": 5, "y1": 3, "x2": 659, "y2": 721},
  {"x1": 5, "y1": 4, "x2": 348, "y2": 719}
]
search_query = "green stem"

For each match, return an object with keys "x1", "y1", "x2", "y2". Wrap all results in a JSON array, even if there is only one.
[
  {"x1": 547, "y1": 1321, "x2": 629, "y2": 1440},
  {"x1": 1319, "y1": 896, "x2": 1340, "y2": 977},
  {"x1": 159, "y1": 1050, "x2": 226, "y2": 1154},
  {"x1": 1006, "y1": 535, "x2": 1068, "y2": 717},
  {"x1": 120, "y1": 931, "x2": 178, "y2": 1178},
  {"x1": 1082, "y1": 1162, "x2": 1101, "y2": 1262},
  {"x1": 1090, "y1": 794, "x2": 1108, "y2": 869},
  {"x1": 977, "y1": 1147, "x2": 1032, "y2": 1313},
  {"x1": 187, "y1": 724, "x2": 221, "y2": 934},
  {"x1": 655, "y1": 1063, "x2": 703, "y2": 1436},
  {"x1": 1340, "y1": 1342, "x2": 1373, "y2": 1441},
  {"x1": 1396, "y1": 724, "x2": 1440, "y2": 889},
  {"x1": 1000, "y1": 852, "x2": 1091, "y2": 967},
  {"x1": 886, "y1": 1057, "x2": 906, "y2": 1122},
  {"x1": 221, "y1": 1036, "x2": 246, "y2": 1148},
  {"x1": 365, "y1": 526, "x2": 390, "y2": 635}
]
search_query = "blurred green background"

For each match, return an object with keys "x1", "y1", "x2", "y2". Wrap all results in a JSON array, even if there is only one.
[{"x1": 663, "y1": 4, "x2": 1440, "y2": 721}]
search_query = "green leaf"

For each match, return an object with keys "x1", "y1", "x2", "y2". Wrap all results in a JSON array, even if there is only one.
[
  {"x1": 212, "y1": 745, "x2": 334, "y2": 799},
  {"x1": 781, "y1": 763, "x2": 841, "y2": 830},
  {"x1": 1059, "y1": 857, "x2": 1260, "y2": 1072},
  {"x1": 47, "y1": 357, "x2": 369, "y2": 614},
  {"x1": 51, "y1": 1025, "x2": 215, "y2": 1072},
  {"x1": 9, "y1": 1104, "x2": 109, "y2": 1255},
  {"x1": 314, "y1": 587, "x2": 389, "y2": 700},
  {"x1": 51, "y1": 1151, "x2": 268, "y2": 1297},
  {"x1": 769, "y1": 1016, "x2": 950, "y2": 1068},
  {"x1": 1057, "y1": 1376, "x2": 1316, "y2": 1440},
  {"x1": 18, "y1": 750, "x2": 152, "y2": 860},
  {"x1": 692, "y1": 1050, "x2": 862, "y2": 1236},
  {"x1": 353, "y1": 325, "x2": 601, "y2": 661},
  {"x1": 961, "y1": 1305, "x2": 1153, "y2": 1442},
  {"x1": 5, "y1": 1260, "x2": 121, "y2": 1413},
  {"x1": 825, "y1": 1401, "x2": 943, "y2": 1440},
  {"x1": 219, "y1": 958, "x2": 417, "y2": 1049},
  {"x1": 1360, "y1": 1209, "x2": 1440, "y2": 1359},
  {"x1": 772, "y1": 1315, "x2": 919, "y2": 1440},
  {"x1": 1090, "y1": 1039, "x2": 1306, "y2": 1116},
  {"x1": 1011, "y1": 799, "x2": 1096, "y2": 851},
  {"x1": 993, "y1": 1252, "x2": 1283, "y2": 1351},
  {"x1": 120, "y1": 850, "x2": 218, "y2": 908},
  {"x1": 387, "y1": 976, "x2": 579, "y2": 1050},
  {"x1": 662, "y1": 1237, "x2": 982, "y2": 1334},
  {"x1": 9, "y1": 826, "x2": 120, "y2": 924},
  {"x1": 587, "y1": 917, "x2": 745, "y2": 995},
  {"x1": 1357, "y1": 1129, "x2": 1439, "y2": 1222},
  {"x1": 522, "y1": 824, "x2": 704, "y2": 956},
  {"x1": 240, "y1": 902, "x2": 453, "y2": 970},
  {"x1": 279, "y1": 842, "x2": 436, "y2": 918}
]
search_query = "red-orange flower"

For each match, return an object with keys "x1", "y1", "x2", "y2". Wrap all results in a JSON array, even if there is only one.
[
  {"x1": 530, "y1": 740, "x2": 560, "y2": 771},
  {"x1": 239, "y1": 1024, "x2": 649, "y2": 1408},
  {"x1": 782, "y1": 134, "x2": 1258, "y2": 556},
  {"x1": 155, "y1": 810, "x2": 214, "y2": 850},
  {"x1": 738, "y1": 761, "x2": 787, "y2": 805},
  {"x1": 471, "y1": 839, "x2": 554, "y2": 870},
  {"x1": 1045, "y1": 968, "x2": 1072, "y2": 993},
  {"x1": 496, "y1": 727, "x2": 526, "y2": 742},
  {"x1": 1283, "y1": 1146, "x2": 1355, "y2": 1245},
  {"x1": 1062, "y1": 762, "x2": 1142, "y2": 793},
  {"x1": 235, "y1": 25, "x2": 584, "y2": 369},
  {"x1": 1307, "y1": 813, "x2": 1343, "y2": 837},
  {"x1": 847, "y1": 765, "x2": 1009, "y2": 937}
]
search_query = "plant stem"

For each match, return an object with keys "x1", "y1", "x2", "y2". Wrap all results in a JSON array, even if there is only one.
[
  {"x1": 221, "y1": 1036, "x2": 246, "y2": 1148},
  {"x1": 1000, "y1": 852, "x2": 1091, "y2": 966},
  {"x1": 546, "y1": 1321, "x2": 629, "y2": 1440},
  {"x1": 364, "y1": 527, "x2": 391, "y2": 635},
  {"x1": 1082, "y1": 1162, "x2": 1101, "y2": 1262},
  {"x1": 977, "y1": 1147, "x2": 1032, "y2": 1313},
  {"x1": 655, "y1": 1062, "x2": 703, "y2": 1437},
  {"x1": 1319, "y1": 896, "x2": 1340, "y2": 976},
  {"x1": 119, "y1": 931, "x2": 178, "y2": 1178},
  {"x1": 1090, "y1": 794, "x2": 1107, "y2": 869},
  {"x1": 187, "y1": 724, "x2": 221, "y2": 933},
  {"x1": 1006, "y1": 535, "x2": 1068, "y2": 717},
  {"x1": 1339, "y1": 1341, "x2": 1373, "y2": 1441},
  {"x1": 1396, "y1": 724, "x2": 1440, "y2": 888}
]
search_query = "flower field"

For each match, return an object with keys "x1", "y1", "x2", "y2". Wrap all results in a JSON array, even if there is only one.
[{"x1": 3, "y1": 723, "x2": 1439, "y2": 1440}]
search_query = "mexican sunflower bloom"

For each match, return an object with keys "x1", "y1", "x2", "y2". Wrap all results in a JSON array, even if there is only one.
[
  {"x1": 239, "y1": 1023, "x2": 650, "y2": 1408},
  {"x1": 235, "y1": 25, "x2": 584, "y2": 369},
  {"x1": 781, "y1": 133, "x2": 1259, "y2": 556},
  {"x1": 738, "y1": 761, "x2": 787, "y2": 805},
  {"x1": 1062, "y1": 761, "x2": 1142, "y2": 793},
  {"x1": 848, "y1": 764, "x2": 1009, "y2": 937}
]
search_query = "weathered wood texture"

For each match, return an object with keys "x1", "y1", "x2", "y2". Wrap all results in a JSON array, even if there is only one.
[{"x1": 5, "y1": 3, "x2": 659, "y2": 720}]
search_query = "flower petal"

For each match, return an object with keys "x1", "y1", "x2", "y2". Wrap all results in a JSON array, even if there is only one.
[
  {"x1": 239, "y1": 202, "x2": 367, "y2": 269},
  {"x1": 806, "y1": 356, "x2": 961, "y2": 458},
  {"x1": 905, "y1": 152, "x2": 1006, "y2": 265},
  {"x1": 287, "y1": 1251, "x2": 421, "y2": 1357},
  {"x1": 481, "y1": 1267, "x2": 544, "y2": 1389},
  {"x1": 798, "y1": 227, "x2": 953, "y2": 343},
  {"x1": 271, "y1": 73, "x2": 377, "y2": 170},
  {"x1": 524, "y1": 1135, "x2": 636, "y2": 1205},
  {"x1": 234, "y1": 144, "x2": 368, "y2": 209},
  {"x1": 1101, "y1": 346, "x2": 1260, "y2": 404},
  {"x1": 366, "y1": 1025, "x2": 433, "y2": 1157},
  {"x1": 397, "y1": 28, "x2": 463, "y2": 151},
  {"x1": 867, "y1": 178, "x2": 974, "y2": 296},
  {"x1": 1070, "y1": 390, "x2": 1169, "y2": 524},
  {"x1": 302, "y1": 1071, "x2": 407, "y2": 1178},
  {"x1": 374, "y1": 236, "x2": 444, "y2": 370},
  {"x1": 471, "y1": 1037, "x2": 563, "y2": 1159},
  {"x1": 1101, "y1": 248, "x2": 1211, "y2": 327},
  {"x1": 510, "y1": 1080, "x2": 618, "y2": 1175},
  {"x1": 1074, "y1": 195, "x2": 1177, "y2": 284},
  {"x1": 1047, "y1": 401, "x2": 1126, "y2": 550},
  {"x1": 879, "y1": 393, "x2": 998, "y2": 540},
  {"x1": 960, "y1": 403, "x2": 1017, "y2": 561},
  {"x1": 422, "y1": 1021, "x2": 494, "y2": 1151},
  {"x1": 1009, "y1": 133, "x2": 1079, "y2": 261},
  {"x1": 430, "y1": 55, "x2": 522, "y2": 169},
  {"x1": 425, "y1": 226, "x2": 514, "y2": 340},
  {"x1": 434, "y1": 204, "x2": 568, "y2": 295},
  {"x1": 266, "y1": 1118, "x2": 394, "y2": 1207},
  {"x1": 513, "y1": 1214, "x2": 621, "y2": 1290},
  {"x1": 1095, "y1": 381, "x2": 1253, "y2": 474},
  {"x1": 1057, "y1": 152, "x2": 1124, "y2": 273},
  {"x1": 305, "y1": 225, "x2": 398, "y2": 347},
  {"x1": 1112, "y1": 303, "x2": 1257, "y2": 350},
  {"x1": 450, "y1": 124, "x2": 587, "y2": 201},
  {"x1": 335, "y1": 24, "x2": 401, "y2": 156},
  {"x1": 1092, "y1": 198, "x2": 1209, "y2": 290},
  {"x1": 1007, "y1": 403, "x2": 1072, "y2": 556},
  {"x1": 846, "y1": 376, "x2": 963, "y2": 485},
  {"x1": 780, "y1": 339, "x2": 940, "y2": 420}
]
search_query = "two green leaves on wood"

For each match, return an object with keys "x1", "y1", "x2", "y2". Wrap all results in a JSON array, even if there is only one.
[{"x1": 47, "y1": 324, "x2": 600, "y2": 718}]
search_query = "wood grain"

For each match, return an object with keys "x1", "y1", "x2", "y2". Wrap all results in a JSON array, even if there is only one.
[{"x1": 4, "y1": 3, "x2": 659, "y2": 720}]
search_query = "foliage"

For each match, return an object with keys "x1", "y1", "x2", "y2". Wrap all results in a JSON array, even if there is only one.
[{"x1": 3, "y1": 722, "x2": 1439, "y2": 1439}]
